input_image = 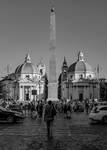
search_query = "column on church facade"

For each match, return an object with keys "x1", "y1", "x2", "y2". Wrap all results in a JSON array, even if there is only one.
[
  {"x1": 72, "y1": 86, "x2": 75, "y2": 100},
  {"x1": 29, "y1": 86, "x2": 31, "y2": 101},
  {"x1": 76, "y1": 87, "x2": 79, "y2": 100},
  {"x1": 93, "y1": 83, "x2": 98, "y2": 99},
  {"x1": 19, "y1": 85, "x2": 23, "y2": 101},
  {"x1": 88, "y1": 85, "x2": 91, "y2": 99},
  {"x1": 30, "y1": 86, "x2": 33, "y2": 101},
  {"x1": 71, "y1": 85, "x2": 74, "y2": 100},
  {"x1": 90, "y1": 84, "x2": 94, "y2": 99},
  {"x1": 71, "y1": 85, "x2": 73, "y2": 101},
  {"x1": 40, "y1": 83, "x2": 44, "y2": 94},
  {"x1": 88, "y1": 84, "x2": 91, "y2": 99},
  {"x1": 15, "y1": 83, "x2": 19, "y2": 101},
  {"x1": 83, "y1": 86, "x2": 85, "y2": 100},
  {"x1": 84, "y1": 85, "x2": 88, "y2": 99},
  {"x1": 22, "y1": 86, "x2": 24, "y2": 101},
  {"x1": 73, "y1": 86, "x2": 77, "y2": 100}
]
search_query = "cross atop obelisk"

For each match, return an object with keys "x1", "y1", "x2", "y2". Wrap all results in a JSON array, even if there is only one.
[{"x1": 48, "y1": 0, "x2": 58, "y2": 101}]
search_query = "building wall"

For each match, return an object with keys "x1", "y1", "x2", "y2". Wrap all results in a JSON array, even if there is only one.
[
  {"x1": 60, "y1": 78, "x2": 99, "y2": 102},
  {"x1": 0, "y1": 72, "x2": 46, "y2": 102}
]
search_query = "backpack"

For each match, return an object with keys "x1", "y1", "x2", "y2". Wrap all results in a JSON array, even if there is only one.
[{"x1": 44, "y1": 104, "x2": 56, "y2": 121}]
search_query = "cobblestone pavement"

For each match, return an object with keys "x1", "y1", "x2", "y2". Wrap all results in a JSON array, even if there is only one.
[{"x1": 0, "y1": 112, "x2": 107, "y2": 150}]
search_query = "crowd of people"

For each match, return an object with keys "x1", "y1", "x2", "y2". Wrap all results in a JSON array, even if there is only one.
[
  {"x1": 0, "y1": 98, "x2": 98, "y2": 118},
  {"x1": 0, "y1": 98, "x2": 98, "y2": 139}
]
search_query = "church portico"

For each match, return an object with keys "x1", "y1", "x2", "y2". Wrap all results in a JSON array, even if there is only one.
[{"x1": 18, "y1": 78, "x2": 40, "y2": 102}]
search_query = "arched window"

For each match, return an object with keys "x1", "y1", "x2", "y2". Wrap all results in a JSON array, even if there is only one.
[{"x1": 26, "y1": 75, "x2": 29, "y2": 79}]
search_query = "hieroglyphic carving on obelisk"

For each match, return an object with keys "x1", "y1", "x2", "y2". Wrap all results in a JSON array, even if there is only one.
[{"x1": 48, "y1": 0, "x2": 58, "y2": 101}]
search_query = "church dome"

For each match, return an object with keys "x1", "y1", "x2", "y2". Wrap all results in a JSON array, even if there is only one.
[
  {"x1": 68, "y1": 51, "x2": 93, "y2": 73},
  {"x1": 75, "y1": 61, "x2": 92, "y2": 72},
  {"x1": 15, "y1": 53, "x2": 37, "y2": 75},
  {"x1": 21, "y1": 62, "x2": 35, "y2": 74}
]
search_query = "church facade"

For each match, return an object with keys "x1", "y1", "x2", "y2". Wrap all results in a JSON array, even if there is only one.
[
  {"x1": 58, "y1": 51, "x2": 99, "y2": 102},
  {"x1": 0, "y1": 53, "x2": 47, "y2": 102}
]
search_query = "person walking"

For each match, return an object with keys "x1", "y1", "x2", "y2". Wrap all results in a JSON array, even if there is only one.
[
  {"x1": 63, "y1": 101, "x2": 67, "y2": 118},
  {"x1": 30, "y1": 102, "x2": 36, "y2": 119},
  {"x1": 66, "y1": 102, "x2": 72, "y2": 119},
  {"x1": 37, "y1": 100, "x2": 43, "y2": 118},
  {"x1": 44, "y1": 100, "x2": 57, "y2": 139},
  {"x1": 84, "y1": 100, "x2": 89, "y2": 114}
]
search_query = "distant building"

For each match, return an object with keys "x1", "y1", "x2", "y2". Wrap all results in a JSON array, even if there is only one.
[
  {"x1": 58, "y1": 51, "x2": 100, "y2": 102},
  {"x1": 0, "y1": 53, "x2": 47, "y2": 102}
]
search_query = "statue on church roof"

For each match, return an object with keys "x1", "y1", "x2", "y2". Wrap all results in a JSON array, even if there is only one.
[
  {"x1": 78, "y1": 51, "x2": 84, "y2": 61},
  {"x1": 25, "y1": 53, "x2": 31, "y2": 63}
]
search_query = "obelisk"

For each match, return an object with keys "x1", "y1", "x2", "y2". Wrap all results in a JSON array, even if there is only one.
[{"x1": 48, "y1": 0, "x2": 58, "y2": 101}]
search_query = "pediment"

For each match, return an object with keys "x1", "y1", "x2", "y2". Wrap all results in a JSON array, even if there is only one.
[{"x1": 18, "y1": 77, "x2": 35, "y2": 83}]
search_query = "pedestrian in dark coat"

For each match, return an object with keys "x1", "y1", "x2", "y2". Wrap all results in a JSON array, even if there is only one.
[
  {"x1": 30, "y1": 102, "x2": 36, "y2": 118},
  {"x1": 44, "y1": 100, "x2": 57, "y2": 139},
  {"x1": 38, "y1": 101, "x2": 43, "y2": 118},
  {"x1": 63, "y1": 102, "x2": 67, "y2": 118},
  {"x1": 66, "y1": 103, "x2": 72, "y2": 119},
  {"x1": 85, "y1": 100, "x2": 89, "y2": 114}
]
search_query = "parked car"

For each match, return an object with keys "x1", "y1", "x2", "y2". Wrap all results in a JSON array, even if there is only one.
[
  {"x1": 89, "y1": 105, "x2": 107, "y2": 124},
  {"x1": 97, "y1": 101, "x2": 107, "y2": 106},
  {"x1": 0, "y1": 106, "x2": 25, "y2": 123},
  {"x1": 9, "y1": 104, "x2": 22, "y2": 113}
]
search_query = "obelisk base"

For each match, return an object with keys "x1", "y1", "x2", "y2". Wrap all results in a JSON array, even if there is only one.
[{"x1": 47, "y1": 82, "x2": 59, "y2": 101}]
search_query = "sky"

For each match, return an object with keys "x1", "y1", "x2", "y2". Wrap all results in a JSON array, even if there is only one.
[{"x1": 0, "y1": 0, "x2": 107, "y2": 79}]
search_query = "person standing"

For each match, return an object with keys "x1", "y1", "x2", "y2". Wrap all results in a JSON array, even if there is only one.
[
  {"x1": 44, "y1": 100, "x2": 56, "y2": 139},
  {"x1": 85, "y1": 100, "x2": 89, "y2": 114},
  {"x1": 37, "y1": 100, "x2": 43, "y2": 118},
  {"x1": 66, "y1": 102, "x2": 72, "y2": 119},
  {"x1": 63, "y1": 101, "x2": 67, "y2": 118}
]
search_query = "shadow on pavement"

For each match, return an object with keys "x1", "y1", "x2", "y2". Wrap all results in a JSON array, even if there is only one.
[
  {"x1": 80, "y1": 144, "x2": 101, "y2": 150},
  {"x1": 89, "y1": 121, "x2": 107, "y2": 126}
]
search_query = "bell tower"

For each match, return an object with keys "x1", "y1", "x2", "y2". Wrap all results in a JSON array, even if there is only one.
[
  {"x1": 48, "y1": 0, "x2": 58, "y2": 101},
  {"x1": 62, "y1": 57, "x2": 68, "y2": 81}
]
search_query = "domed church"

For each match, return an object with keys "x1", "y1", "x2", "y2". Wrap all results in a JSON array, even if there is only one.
[
  {"x1": 0, "y1": 53, "x2": 47, "y2": 102},
  {"x1": 58, "y1": 51, "x2": 99, "y2": 101}
]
